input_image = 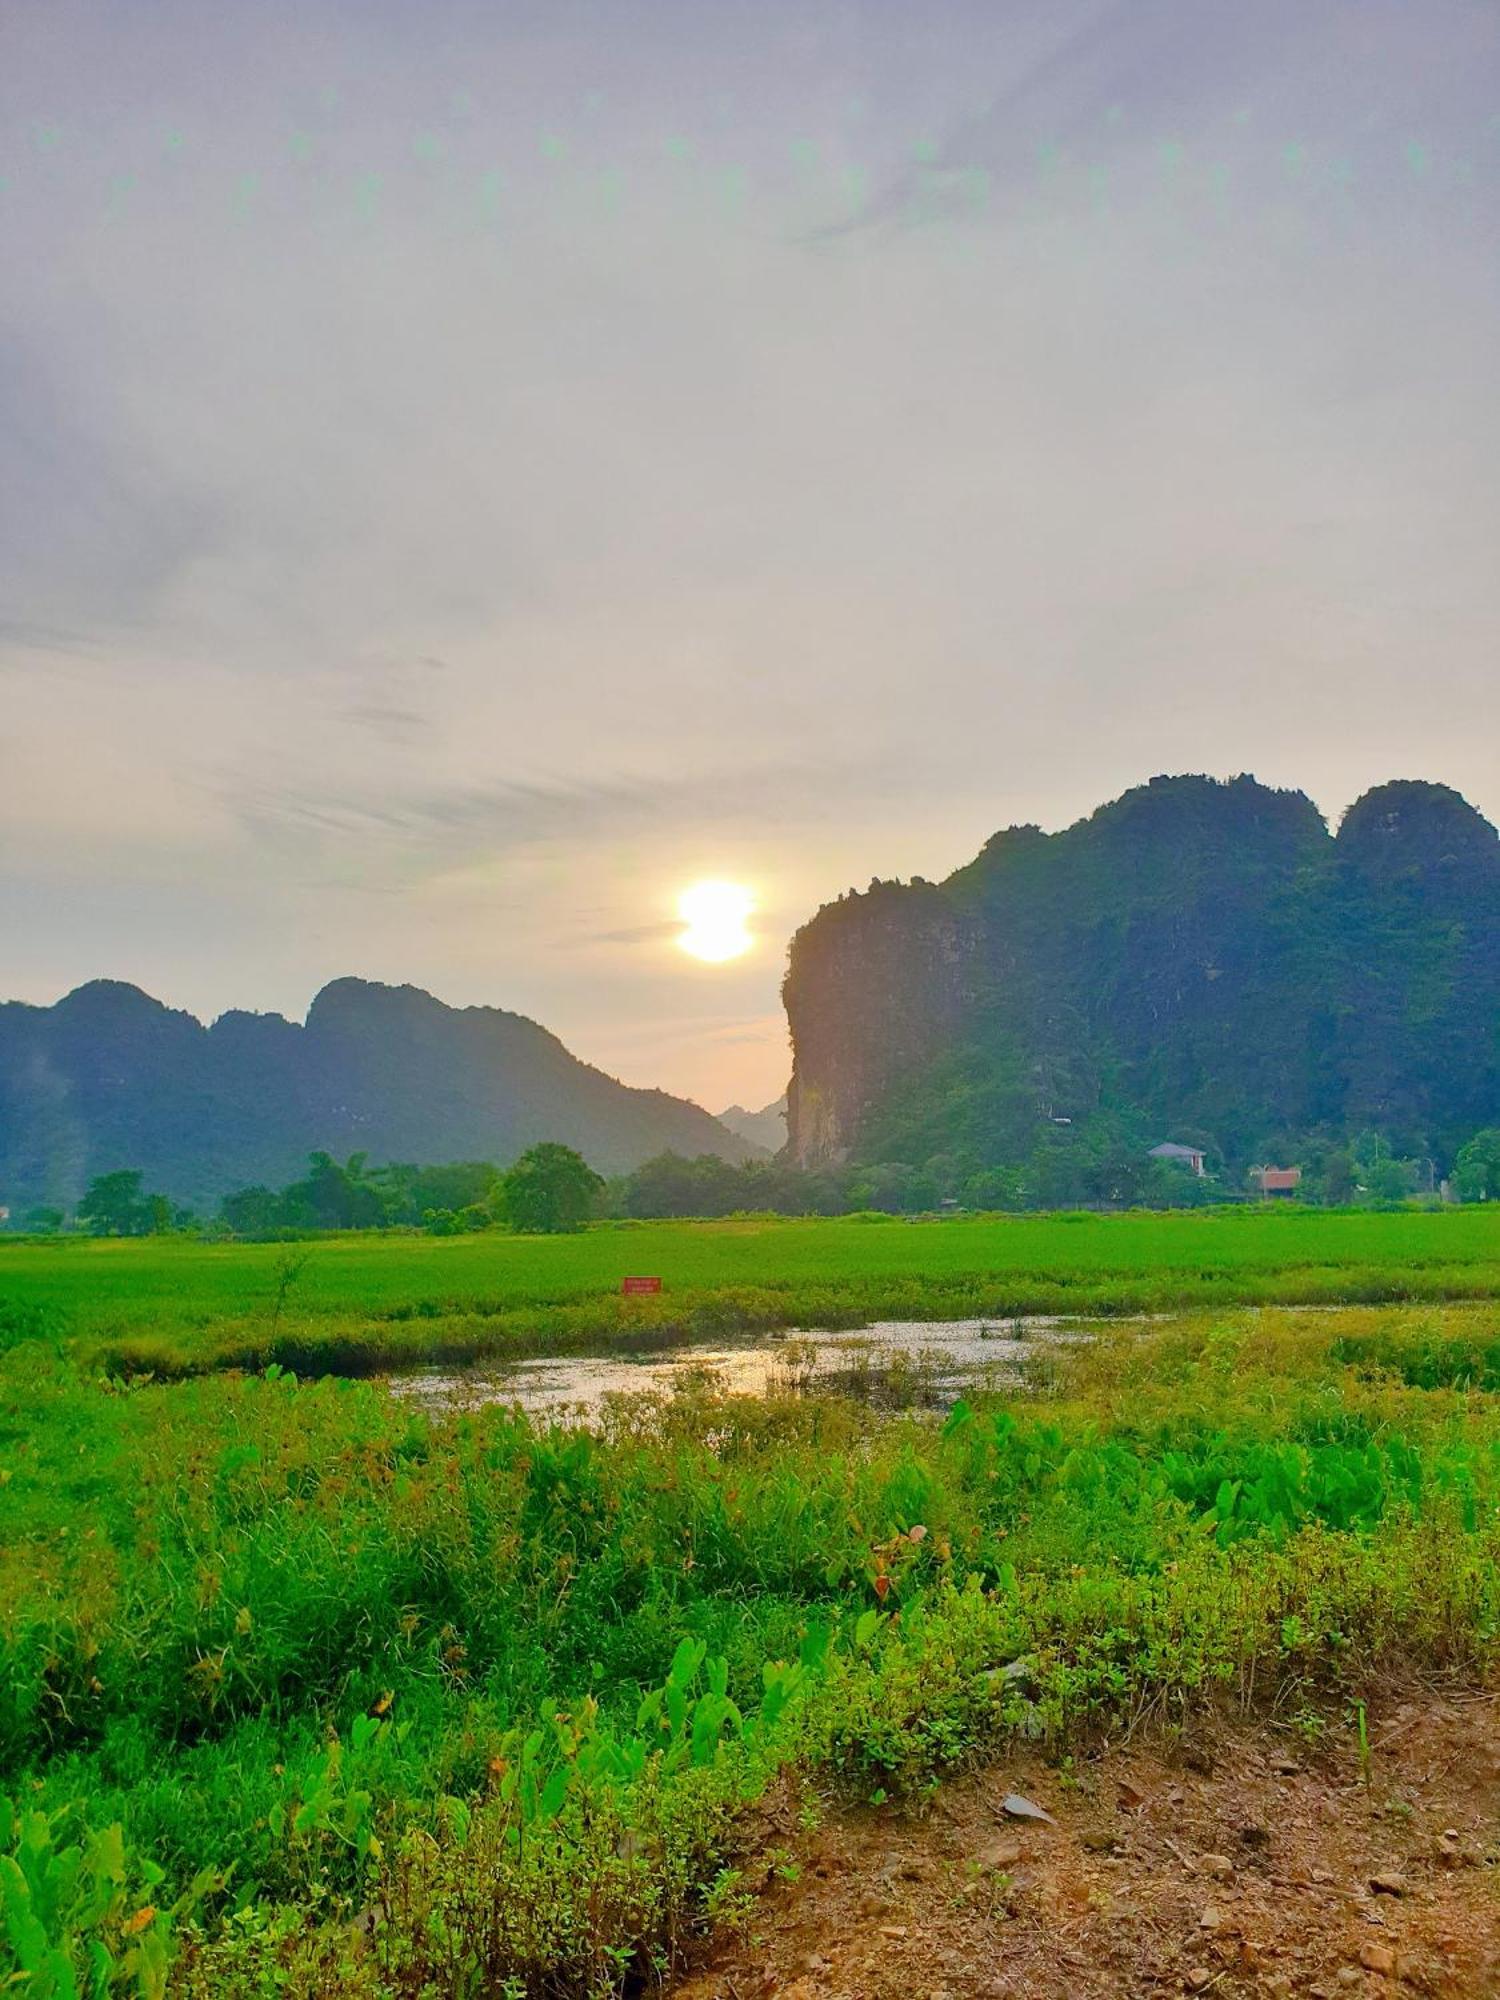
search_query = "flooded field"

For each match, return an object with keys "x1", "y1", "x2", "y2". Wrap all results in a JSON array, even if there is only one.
[{"x1": 388, "y1": 1314, "x2": 1103, "y2": 1421}]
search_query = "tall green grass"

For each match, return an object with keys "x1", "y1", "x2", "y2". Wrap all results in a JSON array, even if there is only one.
[{"x1": 6, "y1": 1300, "x2": 1500, "y2": 1992}]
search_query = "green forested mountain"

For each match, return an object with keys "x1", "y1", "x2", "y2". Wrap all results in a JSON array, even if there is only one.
[
  {"x1": 784, "y1": 776, "x2": 1500, "y2": 1179},
  {"x1": 0, "y1": 977, "x2": 753, "y2": 1215}
]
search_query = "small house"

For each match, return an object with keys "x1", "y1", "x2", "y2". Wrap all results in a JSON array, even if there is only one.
[
  {"x1": 1254, "y1": 1166, "x2": 1302, "y2": 1198},
  {"x1": 1149, "y1": 1142, "x2": 1205, "y2": 1177}
]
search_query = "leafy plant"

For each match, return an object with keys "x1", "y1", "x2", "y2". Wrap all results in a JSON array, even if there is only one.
[{"x1": 1, "y1": 1795, "x2": 216, "y2": 1997}]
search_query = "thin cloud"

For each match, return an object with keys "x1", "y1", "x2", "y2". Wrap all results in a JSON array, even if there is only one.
[
  {"x1": 221, "y1": 755, "x2": 904, "y2": 884},
  {"x1": 584, "y1": 921, "x2": 681, "y2": 947},
  {"x1": 341, "y1": 704, "x2": 432, "y2": 734}
]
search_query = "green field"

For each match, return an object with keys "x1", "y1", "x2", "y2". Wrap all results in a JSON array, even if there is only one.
[
  {"x1": 4, "y1": 1205, "x2": 1499, "y2": 1377},
  {"x1": 5, "y1": 1212, "x2": 1500, "y2": 1994}
]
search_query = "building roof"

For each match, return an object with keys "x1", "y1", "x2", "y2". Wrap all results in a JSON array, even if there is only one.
[
  {"x1": 1258, "y1": 1167, "x2": 1302, "y2": 1190},
  {"x1": 1150, "y1": 1142, "x2": 1203, "y2": 1160}
]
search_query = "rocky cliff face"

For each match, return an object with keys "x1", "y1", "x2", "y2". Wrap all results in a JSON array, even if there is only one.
[
  {"x1": 784, "y1": 775, "x2": 1500, "y2": 1169},
  {"x1": 783, "y1": 880, "x2": 977, "y2": 1164},
  {"x1": 0, "y1": 978, "x2": 754, "y2": 1214}
]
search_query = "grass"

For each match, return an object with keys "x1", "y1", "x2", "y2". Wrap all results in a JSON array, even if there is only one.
[
  {"x1": 5, "y1": 1222, "x2": 1500, "y2": 1991},
  {"x1": 3, "y1": 1205, "x2": 1499, "y2": 1377}
]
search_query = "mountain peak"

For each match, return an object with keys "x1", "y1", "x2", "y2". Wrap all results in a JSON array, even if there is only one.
[
  {"x1": 305, "y1": 976, "x2": 448, "y2": 1023},
  {"x1": 54, "y1": 978, "x2": 171, "y2": 1016},
  {"x1": 1085, "y1": 773, "x2": 1327, "y2": 848},
  {"x1": 1338, "y1": 781, "x2": 1499, "y2": 879}
]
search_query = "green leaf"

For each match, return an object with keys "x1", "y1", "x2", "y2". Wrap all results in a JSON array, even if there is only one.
[{"x1": 667, "y1": 1637, "x2": 706, "y2": 1691}]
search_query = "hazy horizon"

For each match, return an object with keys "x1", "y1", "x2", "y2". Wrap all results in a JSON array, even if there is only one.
[{"x1": 5, "y1": 0, "x2": 1498, "y2": 1109}]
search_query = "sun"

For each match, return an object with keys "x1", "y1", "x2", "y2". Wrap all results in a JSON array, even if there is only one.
[{"x1": 677, "y1": 880, "x2": 755, "y2": 963}]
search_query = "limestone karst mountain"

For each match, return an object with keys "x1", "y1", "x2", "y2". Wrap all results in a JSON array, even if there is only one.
[{"x1": 784, "y1": 776, "x2": 1500, "y2": 1172}]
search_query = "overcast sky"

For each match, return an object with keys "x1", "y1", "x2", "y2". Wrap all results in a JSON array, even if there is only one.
[{"x1": 3, "y1": 0, "x2": 1498, "y2": 1110}]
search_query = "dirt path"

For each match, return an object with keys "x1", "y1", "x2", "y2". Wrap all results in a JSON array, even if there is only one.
[{"x1": 673, "y1": 1693, "x2": 1500, "y2": 1998}]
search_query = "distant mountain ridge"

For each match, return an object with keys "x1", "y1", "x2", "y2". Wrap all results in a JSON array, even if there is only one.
[
  {"x1": 717, "y1": 1095, "x2": 788, "y2": 1155},
  {"x1": 784, "y1": 775, "x2": 1500, "y2": 1173},
  {"x1": 0, "y1": 977, "x2": 754, "y2": 1215}
]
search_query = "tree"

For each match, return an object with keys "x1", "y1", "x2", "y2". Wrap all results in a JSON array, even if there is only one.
[
  {"x1": 405, "y1": 1161, "x2": 500, "y2": 1218},
  {"x1": 624, "y1": 1152, "x2": 740, "y2": 1219},
  {"x1": 498, "y1": 1143, "x2": 603, "y2": 1233},
  {"x1": 1084, "y1": 1147, "x2": 1156, "y2": 1208},
  {"x1": 614, "y1": 1152, "x2": 854, "y2": 1220},
  {"x1": 220, "y1": 1184, "x2": 286, "y2": 1236},
  {"x1": 845, "y1": 1162, "x2": 937, "y2": 1214},
  {"x1": 1024, "y1": 1133, "x2": 1090, "y2": 1211},
  {"x1": 77, "y1": 1170, "x2": 154, "y2": 1236},
  {"x1": 1318, "y1": 1149, "x2": 1356, "y2": 1206},
  {"x1": 960, "y1": 1165, "x2": 1026, "y2": 1211},
  {"x1": 421, "y1": 1203, "x2": 492, "y2": 1236},
  {"x1": 367, "y1": 1160, "x2": 498, "y2": 1226},
  {"x1": 1454, "y1": 1129, "x2": 1500, "y2": 1203},
  {"x1": 24, "y1": 1206, "x2": 64, "y2": 1234},
  {"x1": 1352, "y1": 1130, "x2": 1415, "y2": 1203},
  {"x1": 280, "y1": 1152, "x2": 387, "y2": 1231}
]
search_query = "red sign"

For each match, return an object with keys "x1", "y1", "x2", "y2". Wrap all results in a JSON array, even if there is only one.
[{"x1": 621, "y1": 1275, "x2": 663, "y2": 1296}]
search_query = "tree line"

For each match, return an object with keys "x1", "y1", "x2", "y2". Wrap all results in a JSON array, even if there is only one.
[
  {"x1": 29, "y1": 1144, "x2": 602, "y2": 1239},
  {"x1": 607, "y1": 1125, "x2": 1500, "y2": 1217},
  {"x1": 23, "y1": 1122, "x2": 1500, "y2": 1239}
]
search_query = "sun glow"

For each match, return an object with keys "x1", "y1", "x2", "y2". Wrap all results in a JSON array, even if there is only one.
[{"x1": 677, "y1": 879, "x2": 755, "y2": 963}]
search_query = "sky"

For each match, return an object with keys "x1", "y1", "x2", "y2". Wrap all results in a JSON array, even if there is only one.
[{"x1": 3, "y1": 0, "x2": 1498, "y2": 1113}]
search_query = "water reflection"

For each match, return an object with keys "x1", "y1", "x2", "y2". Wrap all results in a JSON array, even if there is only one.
[{"x1": 389, "y1": 1316, "x2": 1097, "y2": 1423}]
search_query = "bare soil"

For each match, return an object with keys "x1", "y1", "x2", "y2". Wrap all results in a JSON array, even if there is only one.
[{"x1": 672, "y1": 1692, "x2": 1500, "y2": 1999}]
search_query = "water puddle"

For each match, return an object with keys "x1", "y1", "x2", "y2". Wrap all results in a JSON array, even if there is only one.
[{"x1": 389, "y1": 1316, "x2": 1101, "y2": 1423}]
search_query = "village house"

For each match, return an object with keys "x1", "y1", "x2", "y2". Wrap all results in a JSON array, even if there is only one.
[
  {"x1": 1254, "y1": 1166, "x2": 1302, "y2": 1198},
  {"x1": 1149, "y1": 1141, "x2": 1205, "y2": 1176}
]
